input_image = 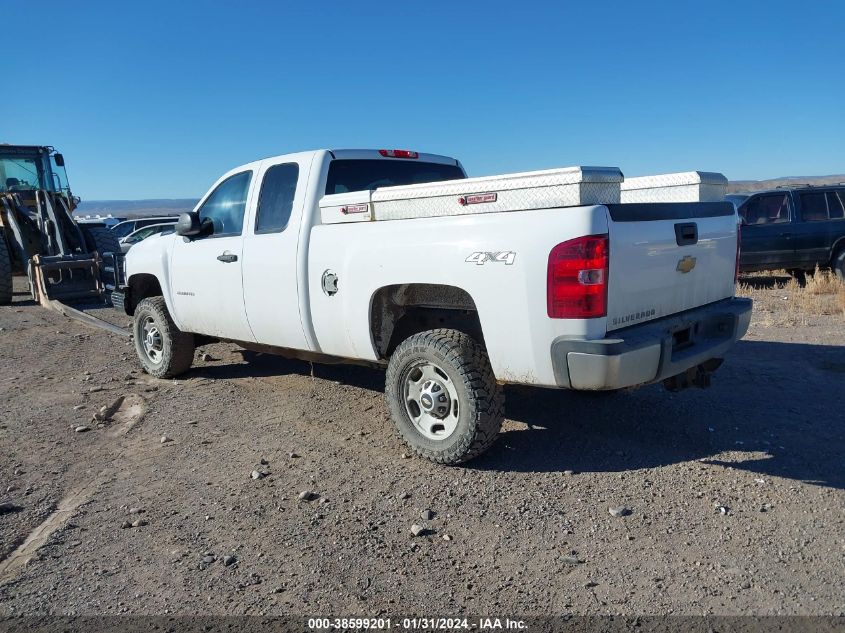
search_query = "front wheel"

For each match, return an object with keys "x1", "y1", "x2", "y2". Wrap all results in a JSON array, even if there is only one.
[
  {"x1": 385, "y1": 329, "x2": 504, "y2": 465},
  {"x1": 133, "y1": 297, "x2": 195, "y2": 378}
]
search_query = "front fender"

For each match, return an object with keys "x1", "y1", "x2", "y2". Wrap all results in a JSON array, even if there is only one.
[{"x1": 125, "y1": 234, "x2": 181, "y2": 327}]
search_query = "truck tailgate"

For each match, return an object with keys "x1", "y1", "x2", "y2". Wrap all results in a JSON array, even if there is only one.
[{"x1": 605, "y1": 202, "x2": 738, "y2": 332}]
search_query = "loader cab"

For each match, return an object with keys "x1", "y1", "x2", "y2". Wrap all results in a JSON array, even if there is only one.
[{"x1": 0, "y1": 145, "x2": 72, "y2": 198}]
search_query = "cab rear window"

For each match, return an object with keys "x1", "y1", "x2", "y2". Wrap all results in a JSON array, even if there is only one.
[{"x1": 325, "y1": 160, "x2": 464, "y2": 195}]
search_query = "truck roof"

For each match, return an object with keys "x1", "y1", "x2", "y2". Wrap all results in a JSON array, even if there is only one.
[
  {"x1": 245, "y1": 149, "x2": 461, "y2": 168},
  {"x1": 730, "y1": 184, "x2": 845, "y2": 197},
  {"x1": 327, "y1": 149, "x2": 460, "y2": 166}
]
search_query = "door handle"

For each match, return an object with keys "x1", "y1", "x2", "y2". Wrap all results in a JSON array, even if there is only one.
[{"x1": 217, "y1": 252, "x2": 238, "y2": 263}]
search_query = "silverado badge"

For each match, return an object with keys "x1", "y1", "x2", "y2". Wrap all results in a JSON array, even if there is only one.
[{"x1": 676, "y1": 255, "x2": 697, "y2": 274}]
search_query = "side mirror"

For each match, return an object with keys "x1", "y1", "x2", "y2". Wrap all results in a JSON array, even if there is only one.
[
  {"x1": 176, "y1": 212, "x2": 202, "y2": 237},
  {"x1": 54, "y1": 153, "x2": 65, "y2": 167}
]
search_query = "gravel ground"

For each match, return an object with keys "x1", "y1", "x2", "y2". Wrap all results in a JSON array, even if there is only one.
[{"x1": 1, "y1": 277, "x2": 843, "y2": 617}]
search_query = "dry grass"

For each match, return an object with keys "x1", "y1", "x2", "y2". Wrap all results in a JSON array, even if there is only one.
[{"x1": 736, "y1": 267, "x2": 845, "y2": 327}]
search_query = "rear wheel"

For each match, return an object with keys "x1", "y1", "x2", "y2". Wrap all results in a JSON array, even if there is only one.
[
  {"x1": 385, "y1": 328, "x2": 504, "y2": 465},
  {"x1": 0, "y1": 229, "x2": 12, "y2": 305},
  {"x1": 133, "y1": 297, "x2": 195, "y2": 378}
]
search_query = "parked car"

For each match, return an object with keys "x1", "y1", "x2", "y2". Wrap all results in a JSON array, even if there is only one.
[
  {"x1": 727, "y1": 185, "x2": 845, "y2": 278},
  {"x1": 119, "y1": 223, "x2": 176, "y2": 254},
  {"x1": 76, "y1": 215, "x2": 124, "y2": 228},
  {"x1": 111, "y1": 216, "x2": 178, "y2": 240},
  {"x1": 116, "y1": 149, "x2": 750, "y2": 464}
]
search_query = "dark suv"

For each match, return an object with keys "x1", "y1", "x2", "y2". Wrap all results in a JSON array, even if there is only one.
[{"x1": 727, "y1": 185, "x2": 845, "y2": 278}]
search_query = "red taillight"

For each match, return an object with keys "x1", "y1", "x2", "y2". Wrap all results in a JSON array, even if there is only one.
[
  {"x1": 547, "y1": 234, "x2": 609, "y2": 319},
  {"x1": 378, "y1": 149, "x2": 419, "y2": 159},
  {"x1": 735, "y1": 222, "x2": 742, "y2": 282}
]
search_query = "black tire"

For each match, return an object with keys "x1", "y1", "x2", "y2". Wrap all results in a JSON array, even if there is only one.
[
  {"x1": 133, "y1": 297, "x2": 195, "y2": 378},
  {"x1": 0, "y1": 229, "x2": 12, "y2": 305},
  {"x1": 81, "y1": 226, "x2": 121, "y2": 257},
  {"x1": 385, "y1": 328, "x2": 504, "y2": 465},
  {"x1": 833, "y1": 247, "x2": 845, "y2": 282},
  {"x1": 81, "y1": 226, "x2": 122, "y2": 288}
]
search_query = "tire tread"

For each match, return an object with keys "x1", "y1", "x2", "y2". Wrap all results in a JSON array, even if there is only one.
[
  {"x1": 134, "y1": 296, "x2": 194, "y2": 378},
  {"x1": 385, "y1": 328, "x2": 504, "y2": 465},
  {"x1": 81, "y1": 226, "x2": 122, "y2": 257}
]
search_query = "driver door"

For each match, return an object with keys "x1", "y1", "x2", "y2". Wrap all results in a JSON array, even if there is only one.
[{"x1": 169, "y1": 170, "x2": 256, "y2": 341}]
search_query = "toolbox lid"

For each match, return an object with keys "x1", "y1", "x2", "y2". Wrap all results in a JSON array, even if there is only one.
[{"x1": 621, "y1": 171, "x2": 728, "y2": 191}]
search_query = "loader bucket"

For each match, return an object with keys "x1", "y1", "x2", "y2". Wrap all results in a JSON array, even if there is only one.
[{"x1": 29, "y1": 253, "x2": 103, "y2": 304}]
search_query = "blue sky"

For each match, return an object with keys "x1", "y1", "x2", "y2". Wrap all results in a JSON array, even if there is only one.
[{"x1": 3, "y1": 1, "x2": 843, "y2": 200}]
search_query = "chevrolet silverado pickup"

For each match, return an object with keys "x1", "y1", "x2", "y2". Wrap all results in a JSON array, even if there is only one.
[{"x1": 117, "y1": 149, "x2": 752, "y2": 464}]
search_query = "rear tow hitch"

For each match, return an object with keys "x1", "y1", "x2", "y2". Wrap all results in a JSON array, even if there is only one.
[{"x1": 663, "y1": 358, "x2": 724, "y2": 392}]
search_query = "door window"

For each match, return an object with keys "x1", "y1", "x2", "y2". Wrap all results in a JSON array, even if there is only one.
[
  {"x1": 197, "y1": 171, "x2": 252, "y2": 236},
  {"x1": 740, "y1": 194, "x2": 790, "y2": 225},
  {"x1": 825, "y1": 192, "x2": 845, "y2": 220},
  {"x1": 800, "y1": 192, "x2": 828, "y2": 222},
  {"x1": 255, "y1": 163, "x2": 299, "y2": 234}
]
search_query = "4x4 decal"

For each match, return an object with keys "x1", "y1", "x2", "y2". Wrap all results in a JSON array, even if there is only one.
[{"x1": 465, "y1": 251, "x2": 516, "y2": 266}]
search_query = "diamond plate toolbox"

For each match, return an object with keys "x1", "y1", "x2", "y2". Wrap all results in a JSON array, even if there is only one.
[
  {"x1": 620, "y1": 171, "x2": 727, "y2": 203},
  {"x1": 370, "y1": 166, "x2": 622, "y2": 221}
]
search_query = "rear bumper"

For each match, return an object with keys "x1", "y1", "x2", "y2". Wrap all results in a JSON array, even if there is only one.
[{"x1": 551, "y1": 297, "x2": 752, "y2": 390}]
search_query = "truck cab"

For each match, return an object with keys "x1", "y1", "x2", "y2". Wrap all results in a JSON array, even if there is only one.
[{"x1": 125, "y1": 150, "x2": 465, "y2": 347}]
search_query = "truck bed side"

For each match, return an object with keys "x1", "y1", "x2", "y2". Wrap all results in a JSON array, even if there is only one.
[{"x1": 308, "y1": 206, "x2": 609, "y2": 386}]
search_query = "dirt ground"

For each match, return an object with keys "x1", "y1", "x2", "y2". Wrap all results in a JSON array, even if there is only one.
[{"x1": 0, "y1": 275, "x2": 843, "y2": 617}]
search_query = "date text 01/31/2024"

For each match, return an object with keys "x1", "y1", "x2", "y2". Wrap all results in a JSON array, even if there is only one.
[{"x1": 307, "y1": 617, "x2": 527, "y2": 630}]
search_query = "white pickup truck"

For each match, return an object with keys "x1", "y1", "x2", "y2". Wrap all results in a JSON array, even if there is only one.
[{"x1": 117, "y1": 149, "x2": 751, "y2": 464}]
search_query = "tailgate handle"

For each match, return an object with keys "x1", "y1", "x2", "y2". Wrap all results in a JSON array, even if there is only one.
[{"x1": 674, "y1": 222, "x2": 698, "y2": 246}]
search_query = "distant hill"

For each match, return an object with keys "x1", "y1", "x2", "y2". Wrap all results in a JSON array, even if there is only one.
[
  {"x1": 74, "y1": 199, "x2": 198, "y2": 219},
  {"x1": 727, "y1": 174, "x2": 845, "y2": 194},
  {"x1": 72, "y1": 174, "x2": 845, "y2": 219}
]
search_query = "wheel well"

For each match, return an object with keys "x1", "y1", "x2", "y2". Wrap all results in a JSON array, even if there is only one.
[
  {"x1": 370, "y1": 284, "x2": 483, "y2": 359},
  {"x1": 831, "y1": 238, "x2": 845, "y2": 262},
  {"x1": 126, "y1": 274, "x2": 162, "y2": 315}
]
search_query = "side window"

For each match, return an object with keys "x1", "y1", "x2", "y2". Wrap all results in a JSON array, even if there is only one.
[
  {"x1": 197, "y1": 171, "x2": 252, "y2": 236},
  {"x1": 741, "y1": 194, "x2": 789, "y2": 225},
  {"x1": 825, "y1": 192, "x2": 844, "y2": 220},
  {"x1": 800, "y1": 192, "x2": 828, "y2": 222},
  {"x1": 255, "y1": 163, "x2": 299, "y2": 234}
]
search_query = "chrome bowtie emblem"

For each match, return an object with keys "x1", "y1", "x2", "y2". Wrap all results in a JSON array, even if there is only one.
[{"x1": 676, "y1": 255, "x2": 697, "y2": 273}]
